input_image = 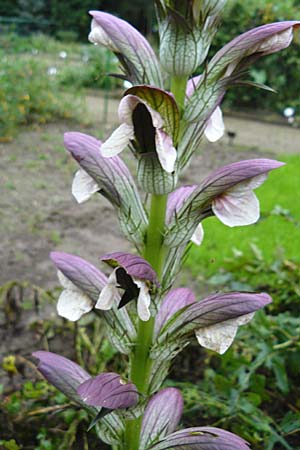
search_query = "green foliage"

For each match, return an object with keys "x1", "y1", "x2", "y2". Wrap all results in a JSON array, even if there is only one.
[
  {"x1": 214, "y1": 0, "x2": 300, "y2": 112},
  {"x1": 181, "y1": 153, "x2": 300, "y2": 449},
  {"x1": 0, "y1": 0, "x2": 154, "y2": 39},
  {"x1": 172, "y1": 305, "x2": 300, "y2": 449},
  {"x1": 0, "y1": 440, "x2": 20, "y2": 450},
  {"x1": 0, "y1": 32, "x2": 120, "y2": 139},
  {"x1": 0, "y1": 52, "x2": 77, "y2": 140}
]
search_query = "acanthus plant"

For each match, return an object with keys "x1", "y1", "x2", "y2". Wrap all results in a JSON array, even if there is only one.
[{"x1": 32, "y1": 2, "x2": 300, "y2": 449}]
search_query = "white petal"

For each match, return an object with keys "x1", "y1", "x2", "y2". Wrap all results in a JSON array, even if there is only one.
[
  {"x1": 191, "y1": 223, "x2": 204, "y2": 246},
  {"x1": 134, "y1": 279, "x2": 151, "y2": 321},
  {"x1": 57, "y1": 289, "x2": 93, "y2": 321},
  {"x1": 95, "y1": 284, "x2": 117, "y2": 310},
  {"x1": 118, "y1": 95, "x2": 141, "y2": 125},
  {"x1": 118, "y1": 95, "x2": 164, "y2": 129},
  {"x1": 95, "y1": 269, "x2": 118, "y2": 310},
  {"x1": 229, "y1": 173, "x2": 267, "y2": 193},
  {"x1": 212, "y1": 190, "x2": 260, "y2": 227},
  {"x1": 155, "y1": 129, "x2": 177, "y2": 173},
  {"x1": 57, "y1": 270, "x2": 78, "y2": 290},
  {"x1": 100, "y1": 123, "x2": 134, "y2": 157},
  {"x1": 204, "y1": 107, "x2": 225, "y2": 143},
  {"x1": 195, "y1": 312, "x2": 254, "y2": 354},
  {"x1": 88, "y1": 19, "x2": 118, "y2": 52},
  {"x1": 145, "y1": 104, "x2": 164, "y2": 129},
  {"x1": 257, "y1": 28, "x2": 293, "y2": 54},
  {"x1": 72, "y1": 169, "x2": 99, "y2": 204}
]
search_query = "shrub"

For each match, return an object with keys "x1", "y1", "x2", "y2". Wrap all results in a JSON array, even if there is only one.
[{"x1": 0, "y1": 53, "x2": 79, "y2": 140}]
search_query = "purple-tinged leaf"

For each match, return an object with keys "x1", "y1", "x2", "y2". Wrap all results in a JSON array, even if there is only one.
[
  {"x1": 157, "y1": 292, "x2": 271, "y2": 342},
  {"x1": 149, "y1": 426, "x2": 251, "y2": 449},
  {"x1": 64, "y1": 132, "x2": 129, "y2": 206},
  {"x1": 33, "y1": 351, "x2": 90, "y2": 407},
  {"x1": 101, "y1": 252, "x2": 160, "y2": 286},
  {"x1": 64, "y1": 132, "x2": 148, "y2": 245},
  {"x1": 165, "y1": 159, "x2": 284, "y2": 247},
  {"x1": 77, "y1": 372, "x2": 138, "y2": 409},
  {"x1": 89, "y1": 11, "x2": 163, "y2": 87},
  {"x1": 155, "y1": 288, "x2": 196, "y2": 337},
  {"x1": 166, "y1": 185, "x2": 198, "y2": 224},
  {"x1": 209, "y1": 21, "x2": 300, "y2": 79},
  {"x1": 186, "y1": 75, "x2": 202, "y2": 98},
  {"x1": 50, "y1": 251, "x2": 107, "y2": 302},
  {"x1": 140, "y1": 388, "x2": 183, "y2": 449}
]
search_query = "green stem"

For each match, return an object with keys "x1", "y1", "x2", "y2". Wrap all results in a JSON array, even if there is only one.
[
  {"x1": 170, "y1": 75, "x2": 188, "y2": 113},
  {"x1": 124, "y1": 194, "x2": 167, "y2": 450}
]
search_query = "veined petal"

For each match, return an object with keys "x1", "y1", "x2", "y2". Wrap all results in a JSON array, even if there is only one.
[
  {"x1": 195, "y1": 312, "x2": 254, "y2": 354},
  {"x1": 50, "y1": 252, "x2": 107, "y2": 302},
  {"x1": 155, "y1": 288, "x2": 196, "y2": 337},
  {"x1": 186, "y1": 74, "x2": 202, "y2": 98},
  {"x1": 119, "y1": 94, "x2": 164, "y2": 129},
  {"x1": 95, "y1": 285, "x2": 117, "y2": 310},
  {"x1": 72, "y1": 169, "x2": 99, "y2": 203},
  {"x1": 230, "y1": 173, "x2": 267, "y2": 192},
  {"x1": 118, "y1": 95, "x2": 140, "y2": 125},
  {"x1": 57, "y1": 270, "x2": 77, "y2": 290},
  {"x1": 88, "y1": 18, "x2": 118, "y2": 51},
  {"x1": 165, "y1": 159, "x2": 284, "y2": 247},
  {"x1": 134, "y1": 279, "x2": 151, "y2": 322},
  {"x1": 209, "y1": 21, "x2": 300, "y2": 78},
  {"x1": 57, "y1": 289, "x2": 94, "y2": 321},
  {"x1": 204, "y1": 107, "x2": 225, "y2": 142},
  {"x1": 77, "y1": 372, "x2": 138, "y2": 409},
  {"x1": 156, "y1": 292, "x2": 271, "y2": 343},
  {"x1": 212, "y1": 190, "x2": 259, "y2": 227},
  {"x1": 101, "y1": 252, "x2": 159, "y2": 286},
  {"x1": 166, "y1": 185, "x2": 198, "y2": 224},
  {"x1": 155, "y1": 129, "x2": 177, "y2": 173},
  {"x1": 149, "y1": 426, "x2": 251, "y2": 450},
  {"x1": 101, "y1": 123, "x2": 134, "y2": 158},
  {"x1": 89, "y1": 11, "x2": 163, "y2": 87},
  {"x1": 191, "y1": 223, "x2": 204, "y2": 246},
  {"x1": 96, "y1": 270, "x2": 118, "y2": 310},
  {"x1": 32, "y1": 351, "x2": 90, "y2": 407},
  {"x1": 64, "y1": 132, "x2": 148, "y2": 246},
  {"x1": 140, "y1": 388, "x2": 183, "y2": 449}
]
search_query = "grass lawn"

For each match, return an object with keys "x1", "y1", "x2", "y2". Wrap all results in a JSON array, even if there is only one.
[{"x1": 185, "y1": 154, "x2": 300, "y2": 280}]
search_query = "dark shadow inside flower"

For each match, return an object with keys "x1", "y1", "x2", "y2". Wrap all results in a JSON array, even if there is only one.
[
  {"x1": 115, "y1": 267, "x2": 140, "y2": 309},
  {"x1": 132, "y1": 103, "x2": 156, "y2": 154}
]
